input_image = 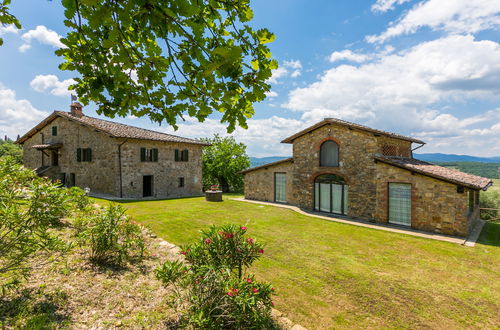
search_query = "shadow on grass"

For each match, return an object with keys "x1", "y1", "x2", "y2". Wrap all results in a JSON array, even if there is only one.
[
  {"x1": 0, "y1": 287, "x2": 70, "y2": 328},
  {"x1": 476, "y1": 221, "x2": 500, "y2": 247}
]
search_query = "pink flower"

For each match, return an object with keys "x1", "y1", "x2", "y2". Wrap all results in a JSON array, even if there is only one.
[
  {"x1": 252, "y1": 288, "x2": 259, "y2": 294},
  {"x1": 271, "y1": 287, "x2": 275, "y2": 291},
  {"x1": 218, "y1": 231, "x2": 223, "y2": 236},
  {"x1": 227, "y1": 291, "x2": 235, "y2": 297},
  {"x1": 246, "y1": 278, "x2": 252, "y2": 283},
  {"x1": 246, "y1": 238, "x2": 254, "y2": 245},
  {"x1": 240, "y1": 226, "x2": 247, "y2": 231},
  {"x1": 224, "y1": 232, "x2": 234, "y2": 239},
  {"x1": 204, "y1": 238, "x2": 212, "y2": 244},
  {"x1": 180, "y1": 251, "x2": 187, "y2": 255},
  {"x1": 258, "y1": 249, "x2": 264, "y2": 254}
]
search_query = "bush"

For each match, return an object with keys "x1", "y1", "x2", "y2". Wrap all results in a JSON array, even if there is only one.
[
  {"x1": 0, "y1": 157, "x2": 68, "y2": 292},
  {"x1": 481, "y1": 190, "x2": 500, "y2": 220},
  {"x1": 74, "y1": 204, "x2": 145, "y2": 265},
  {"x1": 156, "y1": 224, "x2": 276, "y2": 329}
]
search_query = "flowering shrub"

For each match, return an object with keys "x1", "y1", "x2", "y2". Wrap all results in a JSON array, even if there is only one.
[
  {"x1": 156, "y1": 224, "x2": 276, "y2": 328},
  {"x1": 73, "y1": 204, "x2": 145, "y2": 265}
]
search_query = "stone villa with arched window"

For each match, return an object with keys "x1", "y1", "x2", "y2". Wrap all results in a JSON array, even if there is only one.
[{"x1": 242, "y1": 118, "x2": 493, "y2": 237}]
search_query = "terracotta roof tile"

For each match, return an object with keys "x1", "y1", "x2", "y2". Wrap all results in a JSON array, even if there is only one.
[
  {"x1": 17, "y1": 111, "x2": 209, "y2": 146},
  {"x1": 375, "y1": 155, "x2": 492, "y2": 190},
  {"x1": 281, "y1": 118, "x2": 425, "y2": 144}
]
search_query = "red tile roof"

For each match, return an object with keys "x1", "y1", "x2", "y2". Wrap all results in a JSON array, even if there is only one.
[
  {"x1": 375, "y1": 156, "x2": 493, "y2": 190},
  {"x1": 17, "y1": 111, "x2": 209, "y2": 146},
  {"x1": 281, "y1": 118, "x2": 425, "y2": 144}
]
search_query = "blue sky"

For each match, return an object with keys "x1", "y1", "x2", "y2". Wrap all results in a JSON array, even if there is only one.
[{"x1": 1, "y1": 0, "x2": 499, "y2": 157}]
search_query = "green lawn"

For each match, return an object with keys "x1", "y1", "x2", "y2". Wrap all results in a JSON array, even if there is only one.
[{"x1": 94, "y1": 196, "x2": 500, "y2": 329}]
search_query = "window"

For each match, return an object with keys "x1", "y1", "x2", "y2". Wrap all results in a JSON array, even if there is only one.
[
  {"x1": 388, "y1": 183, "x2": 411, "y2": 226},
  {"x1": 76, "y1": 148, "x2": 92, "y2": 162},
  {"x1": 52, "y1": 126, "x2": 57, "y2": 136},
  {"x1": 320, "y1": 140, "x2": 339, "y2": 167},
  {"x1": 178, "y1": 177, "x2": 185, "y2": 188},
  {"x1": 274, "y1": 173, "x2": 286, "y2": 203},
  {"x1": 140, "y1": 148, "x2": 158, "y2": 162},
  {"x1": 175, "y1": 149, "x2": 189, "y2": 162}
]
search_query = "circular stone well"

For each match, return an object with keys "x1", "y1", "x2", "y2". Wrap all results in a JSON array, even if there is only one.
[{"x1": 205, "y1": 190, "x2": 223, "y2": 202}]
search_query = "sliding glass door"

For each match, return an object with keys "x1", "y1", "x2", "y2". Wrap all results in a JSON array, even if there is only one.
[{"x1": 314, "y1": 174, "x2": 348, "y2": 215}]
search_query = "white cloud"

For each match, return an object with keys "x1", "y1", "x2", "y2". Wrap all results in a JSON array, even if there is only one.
[
  {"x1": 267, "y1": 60, "x2": 303, "y2": 84},
  {"x1": 163, "y1": 116, "x2": 305, "y2": 157},
  {"x1": 0, "y1": 24, "x2": 19, "y2": 36},
  {"x1": 20, "y1": 25, "x2": 65, "y2": 51},
  {"x1": 367, "y1": 0, "x2": 500, "y2": 43},
  {"x1": 0, "y1": 83, "x2": 48, "y2": 139},
  {"x1": 371, "y1": 0, "x2": 413, "y2": 13},
  {"x1": 18, "y1": 43, "x2": 31, "y2": 53},
  {"x1": 265, "y1": 91, "x2": 278, "y2": 98},
  {"x1": 283, "y1": 35, "x2": 500, "y2": 156},
  {"x1": 329, "y1": 50, "x2": 369, "y2": 63},
  {"x1": 30, "y1": 75, "x2": 75, "y2": 97}
]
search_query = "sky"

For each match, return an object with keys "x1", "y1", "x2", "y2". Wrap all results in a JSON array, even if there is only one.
[{"x1": 1, "y1": 0, "x2": 500, "y2": 157}]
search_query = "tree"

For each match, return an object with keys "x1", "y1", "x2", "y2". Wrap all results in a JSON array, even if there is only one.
[
  {"x1": 201, "y1": 134, "x2": 250, "y2": 193},
  {"x1": 0, "y1": 139, "x2": 22, "y2": 164},
  {"x1": 0, "y1": 0, "x2": 277, "y2": 132}
]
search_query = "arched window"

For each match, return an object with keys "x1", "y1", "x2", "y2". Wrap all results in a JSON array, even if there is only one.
[{"x1": 320, "y1": 140, "x2": 339, "y2": 167}]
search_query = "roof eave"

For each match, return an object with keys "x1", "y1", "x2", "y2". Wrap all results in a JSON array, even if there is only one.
[{"x1": 241, "y1": 158, "x2": 294, "y2": 174}]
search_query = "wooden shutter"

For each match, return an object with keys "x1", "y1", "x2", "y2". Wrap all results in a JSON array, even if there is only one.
[
  {"x1": 87, "y1": 148, "x2": 92, "y2": 162},
  {"x1": 152, "y1": 148, "x2": 158, "y2": 162},
  {"x1": 183, "y1": 150, "x2": 188, "y2": 161},
  {"x1": 52, "y1": 126, "x2": 57, "y2": 136},
  {"x1": 77, "y1": 148, "x2": 82, "y2": 162},
  {"x1": 140, "y1": 148, "x2": 146, "y2": 162},
  {"x1": 175, "y1": 149, "x2": 179, "y2": 161}
]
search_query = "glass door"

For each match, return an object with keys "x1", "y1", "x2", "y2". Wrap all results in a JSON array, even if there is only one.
[{"x1": 274, "y1": 173, "x2": 287, "y2": 203}]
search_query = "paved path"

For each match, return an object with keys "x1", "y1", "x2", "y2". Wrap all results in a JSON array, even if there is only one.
[{"x1": 232, "y1": 198, "x2": 482, "y2": 246}]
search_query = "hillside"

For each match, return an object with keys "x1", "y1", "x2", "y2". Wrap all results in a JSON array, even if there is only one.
[{"x1": 414, "y1": 153, "x2": 500, "y2": 163}]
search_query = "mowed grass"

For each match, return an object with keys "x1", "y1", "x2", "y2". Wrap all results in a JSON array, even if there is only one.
[{"x1": 94, "y1": 196, "x2": 500, "y2": 329}]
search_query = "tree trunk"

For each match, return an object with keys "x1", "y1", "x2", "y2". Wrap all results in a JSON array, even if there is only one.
[{"x1": 218, "y1": 176, "x2": 230, "y2": 193}]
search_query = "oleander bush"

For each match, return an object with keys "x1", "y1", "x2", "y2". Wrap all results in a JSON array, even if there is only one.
[
  {"x1": 73, "y1": 204, "x2": 145, "y2": 265},
  {"x1": 0, "y1": 157, "x2": 70, "y2": 292},
  {"x1": 156, "y1": 224, "x2": 276, "y2": 329}
]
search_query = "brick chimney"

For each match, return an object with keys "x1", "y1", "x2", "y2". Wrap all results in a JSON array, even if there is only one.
[{"x1": 70, "y1": 102, "x2": 83, "y2": 118}]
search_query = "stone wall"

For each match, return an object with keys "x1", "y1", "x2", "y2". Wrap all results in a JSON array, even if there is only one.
[
  {"x1": 22, "y1": 116, "x2": 119, "y2": 196},
  {"x1": 373, "y1": 162, "x2": 478, "y2": 236},
  {"x1": 22, "y1": 115, "x2": 204, "y2": 199},
  {"x1": 243, "y1": 161, "x2": 293, "y2": 203},
  {"x1": 120, "y1": 140, "x2": 204, "y2": 199}
]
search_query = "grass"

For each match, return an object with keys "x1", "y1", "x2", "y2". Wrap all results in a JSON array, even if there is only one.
[{"x1": 93, "y1": 195, "x2": 500, "y2": 329}]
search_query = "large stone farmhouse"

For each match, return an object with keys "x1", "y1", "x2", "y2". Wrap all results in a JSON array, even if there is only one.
[
  {"x1": 242, "y1": 118, "x2": 493, "y2": 237},
  {"x1": 17, "y1": 103, "x2": 209, "y2": 199}
]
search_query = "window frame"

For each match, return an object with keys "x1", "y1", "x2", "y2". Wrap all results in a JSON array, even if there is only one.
[
  {"x1": 178, "y1": 177, "x2": 185, "y2": 188},
  {"x1": 319, "y1": 140, "x2": 339, "y2": 167},
  {"x1": 51, "y1": 126, "x2": 57, "y2": 136},
  {"x1": 140, "y1": 148, "x2": 159, "y2": 162}
]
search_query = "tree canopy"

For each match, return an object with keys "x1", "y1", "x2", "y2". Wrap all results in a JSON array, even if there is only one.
[
  {"x1": 201, "y1": 134, "x2": 250, "y2": 192},
  {"x1": 0, "y1": 139, "x2": 22, "y2": 164},
  {"x1": 0, "y1": 0, "x2": 276, "y2": 132}
]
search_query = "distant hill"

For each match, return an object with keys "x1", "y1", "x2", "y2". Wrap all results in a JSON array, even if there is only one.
[
  {"x1": 249, "y1": 156, "x2": 289, "y2": 168},
  {"x1": 414, "y1": 153, "x2": 500, "y2": 163}
]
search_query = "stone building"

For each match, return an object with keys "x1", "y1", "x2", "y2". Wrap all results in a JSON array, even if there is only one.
[
  {"x1": 242, "y1": 118, "x2": 493, "y2": 237},
  {"x1": 17, "y1": 103, "x2": 209, "y2": 199}
]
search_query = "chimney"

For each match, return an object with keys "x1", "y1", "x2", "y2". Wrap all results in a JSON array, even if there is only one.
[{"x1": 70, "y1": 102, "x2": 83, "y2": 118}]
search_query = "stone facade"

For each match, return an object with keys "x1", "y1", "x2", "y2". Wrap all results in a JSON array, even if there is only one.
[
  {"x1": 21, "y1": 114, "x2": 204, "y2": 199},
  {"x1": 243, "y1": 120, "x2": 485, "y2": 237}
]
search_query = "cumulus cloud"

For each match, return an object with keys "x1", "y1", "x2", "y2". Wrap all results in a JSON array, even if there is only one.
[
  {"x1": 329, "y1": 50, "x2": 369, "y2": 63},
  {"x1": 367, "y1": 0, "x2": 500, "y2": 43},
  {"x1": 371, "y1": 0, "x2": 413, "y2": 13},
  {"x1": 265, "y1": 91, "x2": 278, "y2": 98},
  {"x1": 267, "y1": 60, "x2": 303, "y2": 84},
  {"x1": 30, "y1": 75, "x2": 75, "y2": 97},
  {"x1": 0, "y1": 83, "x2": 48, "y2": 139},
  {"x1": 162, "y1": 116, "x2": 305, "y2": 157},
  {"x1": 283, "y1": 35, "x2": 500, "y2": 156},
  {"x1": 0, "y1": 24, "x2": 19, "y2": 36},
  {"x1": 20, "y1": 25, "x2": 65, "y2": 51}
]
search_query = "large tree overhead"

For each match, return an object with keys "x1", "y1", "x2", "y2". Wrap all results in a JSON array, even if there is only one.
[
  {"x1": 201, "y1": 134, "x2": 250, "y2": 192},
  {"x1": 1, "y1": 0, "x2": 277, "y2": 132}
]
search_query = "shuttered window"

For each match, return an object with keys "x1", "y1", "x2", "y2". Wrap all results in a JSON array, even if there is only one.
[
  {"x1": 388, "y1": 183, "x2": 411, "y2": 226},
  {"x1": 274, "y1": 173, "x2": 286, "y2": 203},
  {"x1": 178, "y1": 177, "x2": 185, "y2": 187},
  {"x1": 175, "y1": 149, "x2": 189, "y2": 162},
  {"x1": 52, "y1": 126, "x2": 57, "y2": 136},
  {"x1": 140, "y1": 148, "x2": 159, "y2": 162},
  {"x1": 76, "y1": 148, "x2": 92, "y2": 162}
]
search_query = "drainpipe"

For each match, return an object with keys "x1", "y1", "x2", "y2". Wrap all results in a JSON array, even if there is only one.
[
  {"x1": 118, "y1": 139, "x2": 128, "y2": 198},
  {"x1": 41, "y1": 133, "x2": 45, "y2": 166}
]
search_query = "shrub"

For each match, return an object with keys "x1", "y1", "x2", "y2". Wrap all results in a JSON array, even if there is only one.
[
  {"x1": 156, "y1": 224, "x2": 276, "y2": 328},
  {"x1": 480, "y1": 190, "x2": 500, "y2": 220},
  {"x1": 0, "y1": 157, "x2": 67, "y2": 292},
  {"x1": 74, "y1": 204, "x2": 145, "y2": 265}
]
